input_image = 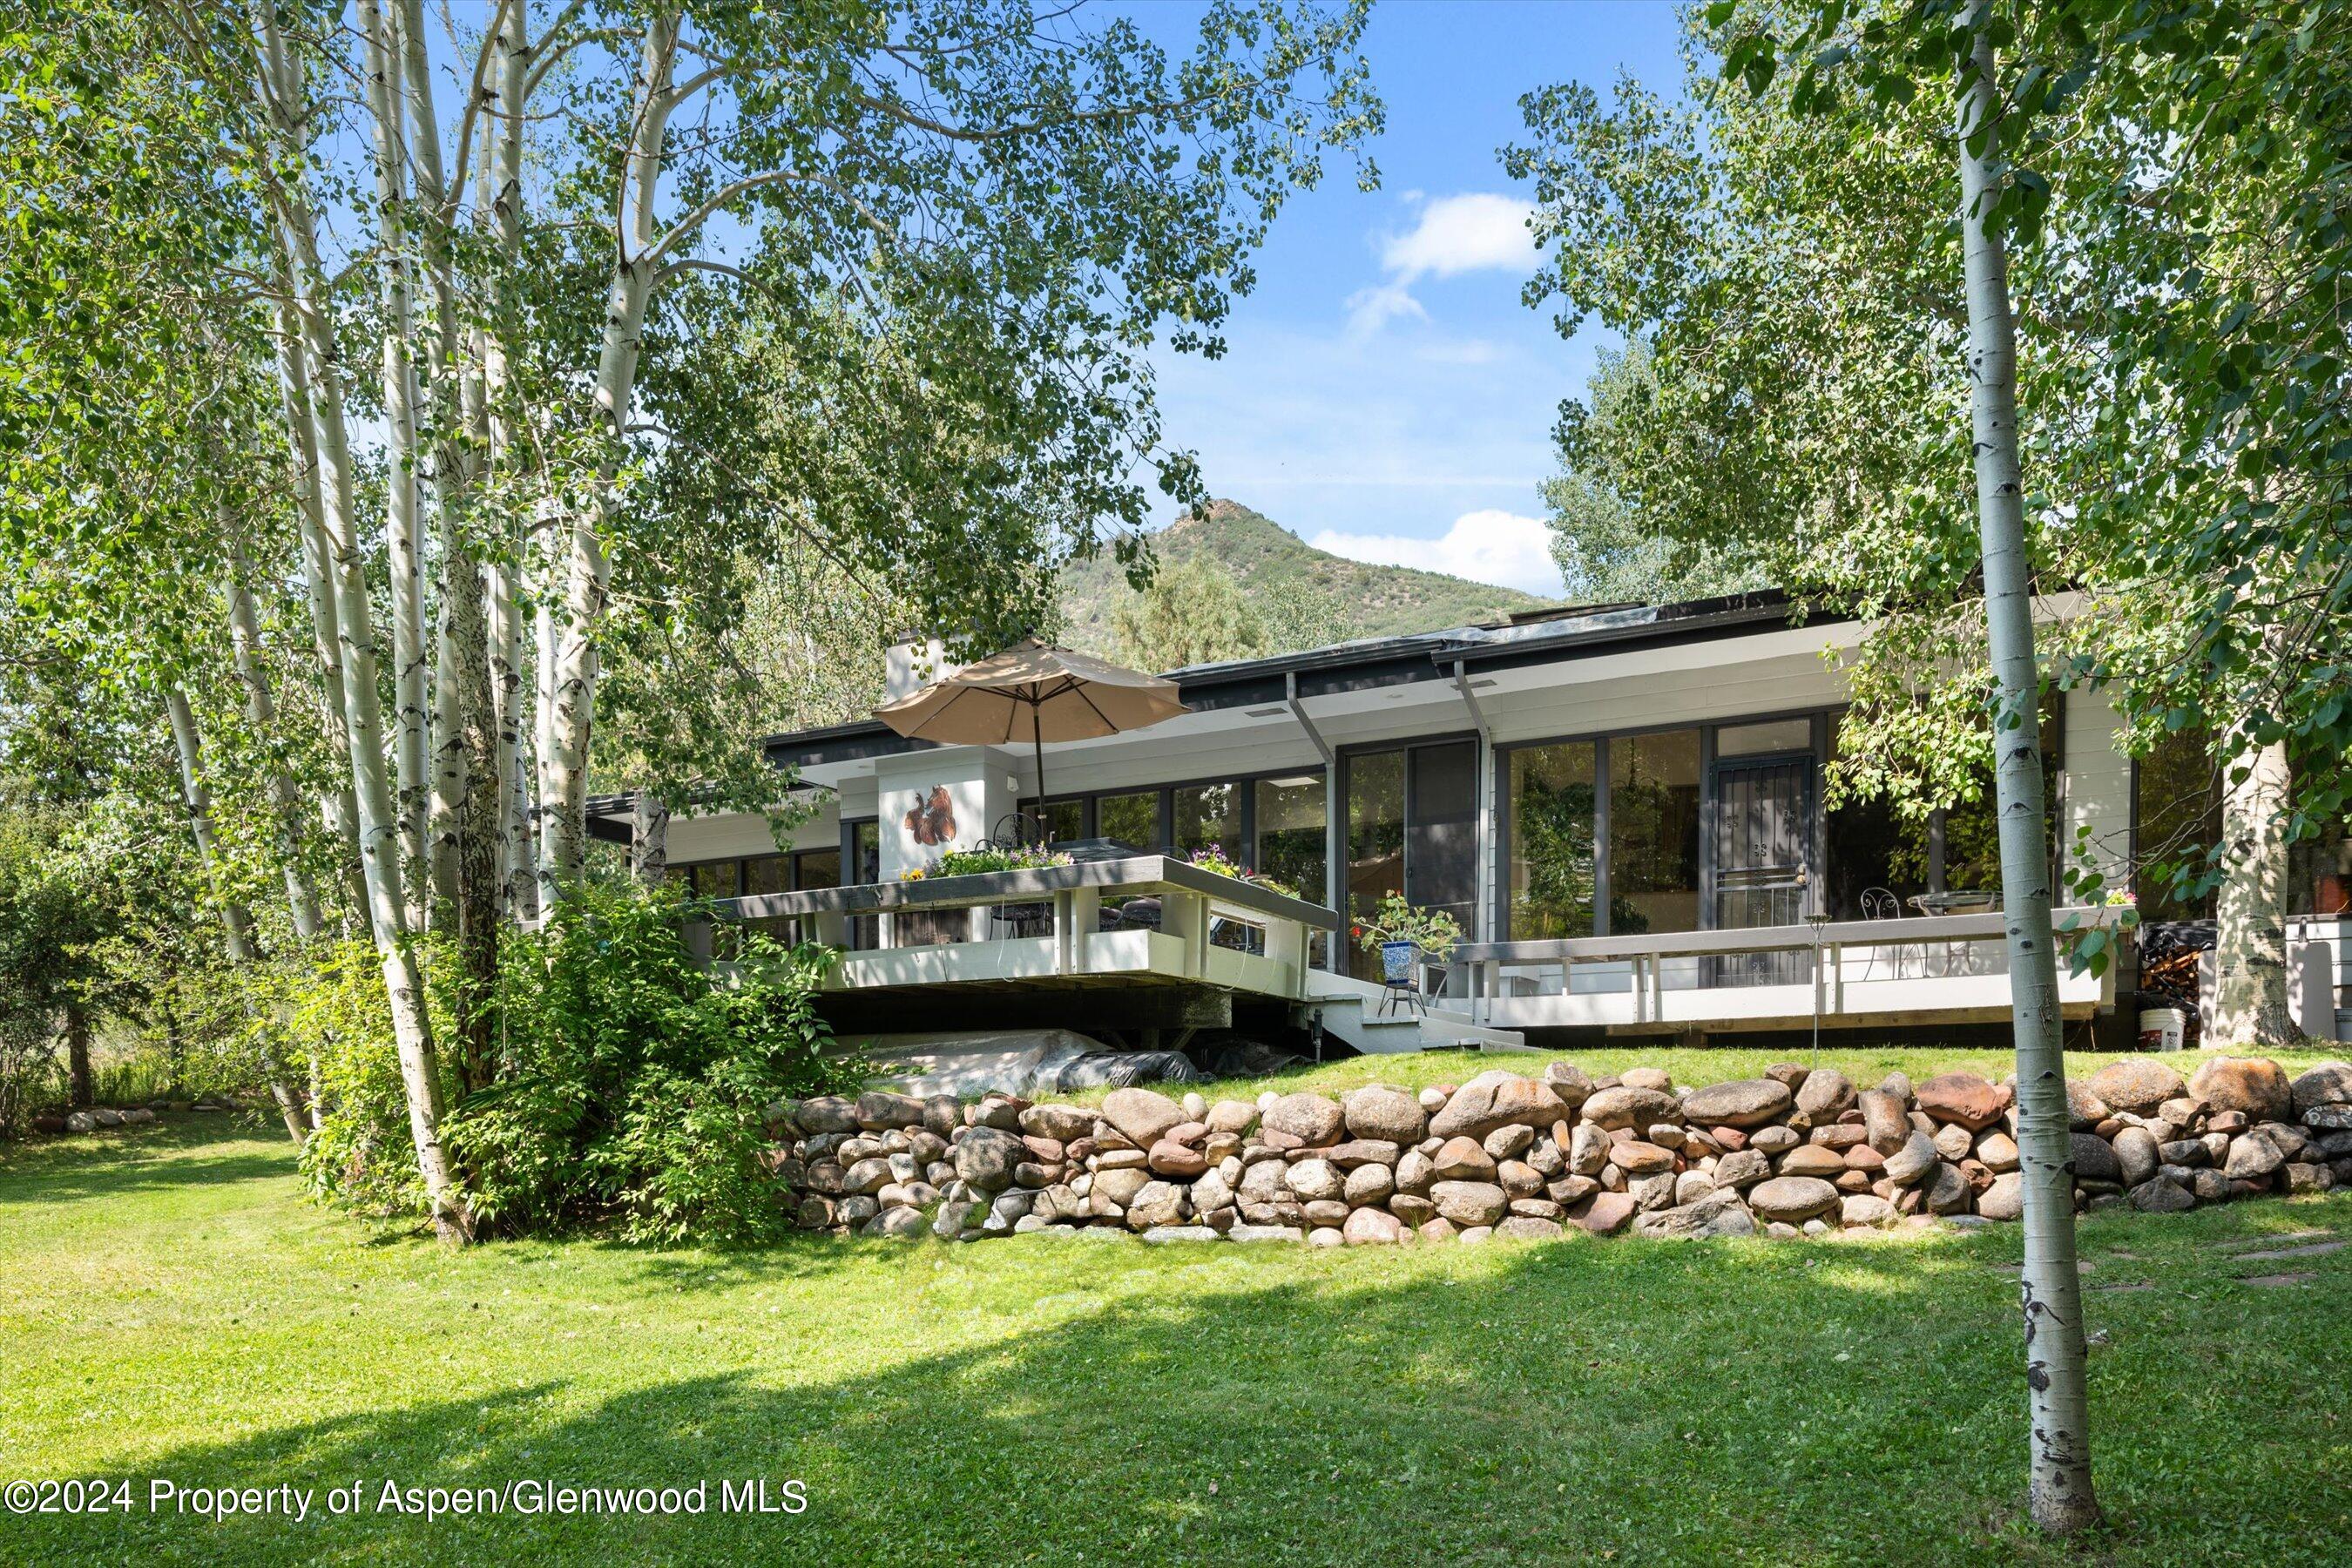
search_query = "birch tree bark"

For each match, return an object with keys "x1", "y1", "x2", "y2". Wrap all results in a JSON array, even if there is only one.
[
  {"x1": 162, "y1": 686, "x2": 309, "y2": 1146},
  {"x1": 222, "y1": 532, "x2": 325, "y2": 944},
  {"x1": 357, "y1": 0, "x2": 431, "y2": 929},
  {"x1": 484, "y1": 0, "x2": 537, "y2": 924},
  {"x1": 629, "y1": 795, "x2": 669, "y2": 887},
  {"x1": 541, "y1": 7, "x2": 683, "y2": 893},
  {"x1": 2213, "y1": 738, "x2": 2298, "y2": 1046},
  {"x1": 1955, "y1": 8, "x2": 2099, "y2": 1535},
  {"x1": 249, "y1": 0, "x2": 470, "y2": 1238}
]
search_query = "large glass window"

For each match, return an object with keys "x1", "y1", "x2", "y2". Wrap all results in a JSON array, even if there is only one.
[
  {"x1": 1253, "y1": 775, "x2": 1327, "y2": 901},
  {"x1": 1098, "y1": 790, "x2": 1159, "y2": 849},
  {"x1": 743, "y1": 855, "x2": 787, "y2": 897},
  {"x1": 1717, "y1": 717, "x2": 1812, "y2": 758},
  {"x1": 1407, "y1": 743, "x2": 1477, "y2": 931},
  {"x1": 1346, "y1": 750, "x2": 1406, "y2": 979},
  {"x1": 2293, "y1": 815, "x2": 2352, "y2": 917},
  {"x1": 1173, "y1": 781, "x2": 1241, "y2": 861},
  {"x1": 689, "y1": 861, "x2": 740, "y2": 899},
  {"x1": 794, "y1": 848, "x2": 841, "y2": 889},
  {"x1": 1508, "y1": 741, "x2": 1598, "y2": 940},
  {"x1": 1608, "y1": 729, "x2": 1702, "y2": 934}
]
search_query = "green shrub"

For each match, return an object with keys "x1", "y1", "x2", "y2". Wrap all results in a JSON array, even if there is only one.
[{"x1": 298, "y1": 880, "x2": 864, "y2": 1240}]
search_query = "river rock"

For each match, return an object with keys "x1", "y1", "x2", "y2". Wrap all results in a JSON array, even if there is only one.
[
  {"x1": 1020, "y1": 1103, "x2": 1095, "y2": 1143},
  {"x1": 1432, "y1": 1136, "x2": 1497, "y2": 1181},
  {"x1": 2223, "y1": 1129, "x2": 2284, "y2": 1181},
  {"x1": 1429, "y1": 1071, "x2": 1569, "y2": 1140},
  {"x1": 1916, "y1": 1072, "x2": 2007, "y2": 1130},
  {"x1": 1841, "y1": 1193, "x2": 1900, "y2": 1228},
  {"x1": 1632, "y1": 1187, "x2": 1755, "y2": 1240},
  {"x1": 1342, "y1": 1206, "x2": 1407, "y2": 1245},
  {"x1": 1263, "y1": 1092, "x2": 1346, "y2": 1146},
  {"x1": 1567, "y1": 1121, "x2": 1613, "y2": 1176},
  {"x1": 953, "y1": 1126, "x2": 1027, "y2": 1193},
  {"x1": 795, "y1": 1096, "x2": 859, "y2": 1135},
  {"x1": 1540, "y1": 1060, "x2": 1596, "y2": 1109},
  {"x1": 1748, "y1": 1175, "x2": 1842, "y2": 1223},
  {"x1": 2071, "y1": 1132, "x2": 2121, "y2": 1185},
  {"x1": 1125, "y1": 1180, "x2": 1189, "y2": 1229},
  {"x1": 1714, "y1": 1148, "x2": 1770, "y2": 1189},
  {"x1": 1344, "y1": 1163, "x2": 1394, "y2": 1207},
  {"x1": 1679, "y1": 1078, "x2": 1793, "y2": 1128},
  {"x1": 2190, "y1": 1057, "x2": 2293, "y2": 1123},
  {"x1": 1794, "y1": 1069, "x2": 1855, "y2": 1120},
  {"x1": 2128, "y1": 1175, "x2": 2196, "y2": 1213},
  {"x1": 2111, "y1": 1125, "x2": 2159, "y2": 1187},
  {"x1": 855, "y1": 1091, "x2": 926, "y2": 1131},
  {"x1": 1578, "y1": 1085, "x2": 1680, "y2": 1132},
  {"x1": 1430, "y1": 1180, "x2": 1509, "y2": 1227},
  {"x1": 1924, "y1": 1160, "x2": 1972, "y2": 1214},
  {"x1": 1342, "y1": 1085, "x2": 1426, "y2": 1145},
  {"x1": 1779, "y1": 1145, "x2": 1847, "y2": 1179},
  {"x1": 1571, "y1": 1191, "x2": 1637, "y2": 1234},
  {"x1": 1976, "y1": 1171, "x2": 2024, "y2": 1220},
  {"x1": 1147, "y1": 1140, "x2": 1209, "y2": 1179},
  {"x1": 1609, "y1": 1140, "x2": 1677, "y2": 1176},
  {"x1": 1859, "y1": 1088, "x2": 1911, "y2": 1154},
  {"x1": 1884, "y1": 1130, "x2": 1939, "y2": 1186},
  {"x1": 1100, "y1": 1087, "x2": 1186, "y2": 1147},
  {"x1": 1284, "y1": 1158, "x2": 1344, "y2": 1203},
  {"x1": 2289, "y1": 1061, "x2": 2352, "y2": 1115}
]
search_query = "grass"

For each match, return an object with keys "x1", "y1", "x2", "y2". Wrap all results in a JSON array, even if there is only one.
[
  {"x1": 1065, "y1": 1042, "x2": 2351, "y2": 1109},
  {"x1": 2, "y1": 1119, "x2": 2349, "y2": 1565}
]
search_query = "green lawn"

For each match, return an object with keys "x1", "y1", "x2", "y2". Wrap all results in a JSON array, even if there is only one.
[{"x1": 3, "y1": 1119, "x2": 2348, "y2": 1566}]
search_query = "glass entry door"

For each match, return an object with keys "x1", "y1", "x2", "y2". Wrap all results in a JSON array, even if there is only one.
[
  {"x1": 1346, "y1": 740, "x2": 1477, "y2": 982},
  {"x1": 1711, "y1": 754, "x2": 1812, "y2": 984}
]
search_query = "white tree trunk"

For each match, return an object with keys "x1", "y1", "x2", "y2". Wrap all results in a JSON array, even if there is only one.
[
  {"x1": 541, "y1": 7, "x2": 683, "y2": 892},
  {"x1": 629, "y1": 795, "x2": 670, "y2": 886},
  {"x1": 2213, "y1": 739, "x2": 2298, "y2": 1047},
  {"x1": 268, "y1": 297, "x2": 363, "y2": 911},
  {"x1": 483, "y1": 0, "x2": 537, "y2": 923},
  {"x1": 250, "y1": 0, "x2": 470, "y2": 1239},
  {"x1": 164, "y1": 686, "x2": 309, "y2": 1146},
  {"x1": 358, "y1": 0, "x2": 431, "y2": 929},
  {"x1": 1956, "y1": 11, "x2": 2099, "y2": 1535},
  {"x1": 222, "y1": 534, "x2": 325, "y2": 944}
]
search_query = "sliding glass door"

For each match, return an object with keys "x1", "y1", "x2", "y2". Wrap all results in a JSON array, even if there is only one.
[{"x1": 1345, "y1": 740, "x2": 1477, "y2": 981}]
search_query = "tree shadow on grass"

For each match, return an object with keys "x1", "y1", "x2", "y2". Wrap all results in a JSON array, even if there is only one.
[
  {"x1": 19, "y1": 1200, "x2": 2352, "y2": 1568},
  {"x1": 0, "y1": 1120, "x2": 293, "y2": 1208}
]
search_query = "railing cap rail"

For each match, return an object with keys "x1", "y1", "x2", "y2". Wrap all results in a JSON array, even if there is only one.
[
  {"x1": 1453, "y1": 905, "x2": 2117, "y2": 963},
  {"x1": 709, "y1": 853, "x2": 1345, "y2": 930}
]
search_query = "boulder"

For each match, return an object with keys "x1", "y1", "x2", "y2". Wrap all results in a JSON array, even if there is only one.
[
  {"x1": 2189, "y1": 1057, "x2": 2293, "y2": 1123},
  {"x1": 855, "y1": 1091, "x2": 926, "y2": 1131},
  {"x1": 1578, "y1": 1085, "x2": 1680, "y2": 1132},
  {"x1": 1540, "y1": 1060, "x2": 1596, "y2": 1109},
  {"x1": 1394, "y1": 1148, "x2": 1436, "y2": 1195},
  {"x1": 1975, "y1": 1130, "x2": 2020, "y2": 1173},
  {"x1": 1566, "y1": 1122, "x2": 1613, "y2": 1176},
  {"x1": 2289, "y1": 1061, "x2": 2352, "y2": 1115},
  {"x1": 1342, "y1": 1085, "x2": 1427, "y2": 1145},
  {"x1": 1750, "y1": 1125, "x2": 1801, "y2": 1155},
  {"x1": 1343, "y1": 1163, "x2": 1395, "y2": 1208},
  {"x1": 1146, "y1": 1140, "x2": 1209, "y2": 1179},
  {"x1": 2127, "y1": 1176, "x2": 2196, "y2": 1213},
  {"x1": 1673, "y1": 1170, "x2": 1716, "y2": 1206},
  {"x1": 1429, "y1": 1071, "x2": 1569, "y2": 1140},
  {"x1": 1484, "y1": 1124, "x2": 1537, "y2": 1161},
  {"x1": 1389, "y1": 1193, "x2": 1436, "y2": 1227},
  {"x1": 1632, "y1": 1188, "x2": 1755, "y2": 1240},
  {"x1": 1747, "y1": 1175, "x2": 1842, "y2": 1223},
  {"x1": 1621, "y1": 1067, "x2": 1673, "y2": 1092},
  {"x1": 2223, "y1": 1130, "x2": 2284, "y2": 1181},
  {"x1": 1840, "y1": 1193, "x2": 1900, "y2": 1228},
  {"x1": 795, "y1": 1095, "x2": 859, "y2": 1135},
  {"x1": 2065, "y1": 1080, "x2": 2112, "y2": 1128},
  {"x1": 2111, "y1": 1126, "x2": 2159, "y2": 1188},
  {"x1": 1859, "y1": 1088, "x2": 1912, "y2": 1154},
  {"x1": 1679, "y1": 1078, "x2": 1794, "y2": 1129},
  {"x1": 1100, "y1": 1087, "x2": 1186, "y2": 1147},
  {"x1": 1020, "y1": 1103, "x2": 1095, "y2": 1143},
  {"x1": 841, "y1": 1157, "x2": 894, "y2": 1196},
  {"x1": 837, "y1": 1194, "x2": 881, "y2": 1229},
  {"x1": 1923, "y1": 1161, "x2": 1972, "y2": 1215},
  {"x1": 1977, "y1": 1171, "x2": 2025, "y2": 1221},
  {"x1": 952, "y1": 1127, "x2": 1027, "y2": 1193},
  {"x1": 1342, "y1": 1206, "x2": 1407, "y2": 1245},
  {"x1": 2308, "y1": 1105, "x2": 2352, "y2": 1132},
  {"x1": 1284, "y1": 1159, "x2": 1345, "y2": 1203},
  {"x1": 1608, "y1": 1140, "x2": 1677, "y2": 1176},
  {"x1": 1779, "y1": 1146, "x2": 1846, "y2": 1179},
  {"x1": 1494, "y1": 1214, "x2": 1567, "y2": 1242},
  {"x1": 969, "y1": 1097, "x2": 1024, "y2": 1132},
  {"x1": 1206, "y1": 1098, "x2": 1260, "y2": 1135},
  {"x1": 1714, "y1": 1149, "x2": 1771, "y2": 1189},
  {"x1": 1326, "y1": 1139, "x2": 1402, "y2": 1170},
  {"x1": 1431, "y1": 1136, "x2": 1497, "y2": 1181},
  {"x1": 1092, "y1": 1166, "x2": 1152, "y2": 1208},
  {"x1": 1884, "y1": 1130, "x2": 1940, "y2": 1186},
  {"x1": 1794, "y1": 1068, "x2": 1855, "y2": 1120},
  {"x1": 1125, "y1": 1180, "x2": 1190, "y2": 1229},
  {"x1": 1916, "y1": 1072, "x2": 2008, "y2": 1131},
  {"x1": 865, "y1": 1206, "x2": 928, "y2": 1238},
  {"x1": 1263, "y1": 1092, "x2": 1347, "y2": 1147},
  {"x1": 1931, "y1": 1123, "x2": 1976, "y2": 1162},
  {"x1": 2071, "y1": 1132, "x2": 2122, "y2": 1185},
  {"x1": 1429, "y1": 1179, "x2": 1509, "y2": 1227},
  {"x1": 1571, "y1": 1192, "x2": 1639, "y2": 1235}
]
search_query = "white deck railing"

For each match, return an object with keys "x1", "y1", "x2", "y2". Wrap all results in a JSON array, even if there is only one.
[{"x1": 1450, "y1": 906, "x2": 2121, "y2": 1031}]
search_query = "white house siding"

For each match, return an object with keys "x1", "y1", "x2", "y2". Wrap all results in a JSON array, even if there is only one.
[{"x1": 2061, "y1": 687, "x2": 2134, "y2": 893}]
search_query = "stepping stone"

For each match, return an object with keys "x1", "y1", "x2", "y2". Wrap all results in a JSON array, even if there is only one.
[
  {"x1": 2231, "y1": 1239, "x2": 2347, "y2": 1262},
  {"x1": 2241, "y1": 1272, "x2": 2317, "y2": 1288},
  {"x1": 2090, "y1": 1281, "x2": 2154, "y2": 1293},
  {"x1": 2217, "y1": 1228, "x2": 2332, "y2": 1253}
]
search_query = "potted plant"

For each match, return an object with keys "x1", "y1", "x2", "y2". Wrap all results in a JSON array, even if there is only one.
[{"x1": 1352, "y1": 892, "x2": 1463, "y2": 983}]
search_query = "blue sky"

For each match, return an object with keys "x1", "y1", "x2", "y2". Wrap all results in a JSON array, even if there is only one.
[{"x1": 1134, "y1": 1, "x2": 1692, "y2": 598}]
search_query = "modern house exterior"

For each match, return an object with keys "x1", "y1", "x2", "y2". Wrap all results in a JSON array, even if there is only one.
[{"x1": 604, "y1": 591, "x2": 2351, "y2": 1052}]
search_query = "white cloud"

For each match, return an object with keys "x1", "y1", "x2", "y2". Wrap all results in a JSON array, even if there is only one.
[
  {"x1": 1379, "y1": 193, "x2": 1539, "y2": 282},
  {"x1": 1342, "y1": 279, "x2": 1429, "y2": 337},
  {"x1": 1309, "y1": 508, "x2": 1563, "y2": 598}
]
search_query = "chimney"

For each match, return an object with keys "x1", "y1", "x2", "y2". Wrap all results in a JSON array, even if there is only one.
[{"x1": 884, "y1": 631, "x2": 948, "y2": 701}]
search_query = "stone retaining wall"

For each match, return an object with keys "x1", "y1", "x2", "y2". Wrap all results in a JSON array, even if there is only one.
[{"x1": 771, "y1": 1056, "x2": 2352, "y2": 1245}]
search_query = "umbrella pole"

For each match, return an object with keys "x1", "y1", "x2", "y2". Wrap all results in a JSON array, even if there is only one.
[{"x1": 1031, "y1": 702, "x2": 1046, "y2": 843}]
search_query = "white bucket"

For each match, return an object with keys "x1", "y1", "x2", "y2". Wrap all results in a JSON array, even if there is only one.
[{"x1": 2137, "y1": 1007, "x2": 2186, "y2": 1053}]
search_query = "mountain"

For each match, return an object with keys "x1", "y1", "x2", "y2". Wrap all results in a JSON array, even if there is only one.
[{"x1": 1058, "y1": 499, "x2": 1556, "y2": 659}]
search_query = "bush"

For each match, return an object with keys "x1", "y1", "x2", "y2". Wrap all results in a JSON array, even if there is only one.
[{"x1": 299, "y1": 880, "x2": 864, "y2": 1240}]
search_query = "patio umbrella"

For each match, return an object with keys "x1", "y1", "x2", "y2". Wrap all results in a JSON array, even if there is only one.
[{"x1": 872, "y1": 638, "x2": 1190, "y2": 814}]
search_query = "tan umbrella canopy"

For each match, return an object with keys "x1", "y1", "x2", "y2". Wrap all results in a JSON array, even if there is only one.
[{"x1": 872, "y1": 638, "x2": 1190, "y2": 814}]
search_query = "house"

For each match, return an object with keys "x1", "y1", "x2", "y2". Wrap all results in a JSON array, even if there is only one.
[{"x1": 601, "y1": 591, "x2": 2351, "y2": 1054}]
